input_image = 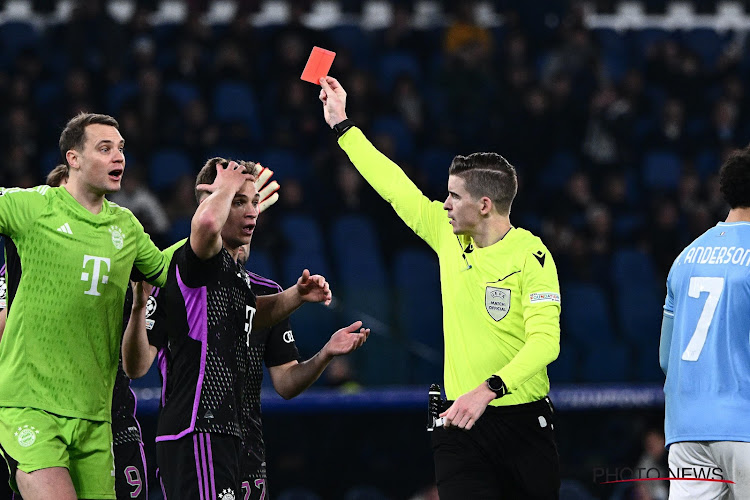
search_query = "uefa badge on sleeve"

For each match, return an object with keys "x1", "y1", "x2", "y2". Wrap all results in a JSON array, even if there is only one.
[{"x1": 485, "y1": 286, "x2": 510, "y2": 321}]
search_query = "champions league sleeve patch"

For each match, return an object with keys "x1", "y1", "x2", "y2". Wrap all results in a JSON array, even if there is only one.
[{"x1": 529, "y1": 292, "x2": 560, "y2": 304}]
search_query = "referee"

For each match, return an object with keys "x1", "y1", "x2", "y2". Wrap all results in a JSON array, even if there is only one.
[{"x1": 318, "y1": 76, "x2": 561, "y2": 499}]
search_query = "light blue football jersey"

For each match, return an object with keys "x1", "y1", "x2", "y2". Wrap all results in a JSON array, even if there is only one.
[{"x1": 663, "y1": 222, "x2": 750, "y2": 446}]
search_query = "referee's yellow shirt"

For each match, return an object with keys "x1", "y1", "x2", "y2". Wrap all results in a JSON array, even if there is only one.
[{"x1": 339, "y1": 127, "x2": 561, "y2": 406}]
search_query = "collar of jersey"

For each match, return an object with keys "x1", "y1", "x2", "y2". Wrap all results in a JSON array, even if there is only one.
[
  {"x1": 471, "y1": 226, "x2": 517, "y2": 252},
  {"x1": 58, "y1": 186, "x2": 111, "y2": 221},
  {"x1": 716, "y1": 222, "x2": 750, "y2": 227}
]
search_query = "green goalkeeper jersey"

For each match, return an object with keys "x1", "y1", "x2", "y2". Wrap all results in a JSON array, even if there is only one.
[
  {"x1": 339, "y1": 128, "x2": 561, "y2": 406},
  {"x1": 0, "y1": 185, "x2": 170, "y2": 421}
]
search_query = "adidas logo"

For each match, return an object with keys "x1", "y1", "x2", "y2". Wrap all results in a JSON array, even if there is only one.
[
  {"x1": 56, "y1": 223, "x2": 72, "y2": 234},
  {"x1": 204, "y1": 410, "x2": 214, "y2": 419}
]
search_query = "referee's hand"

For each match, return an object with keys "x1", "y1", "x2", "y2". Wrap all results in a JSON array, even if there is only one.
[{"x1": 440, "y1": 384, "x2": 496, "y2": 430}]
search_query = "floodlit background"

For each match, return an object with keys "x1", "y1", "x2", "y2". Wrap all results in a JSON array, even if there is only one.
[{"x1": 1, "y1": 0, "x2": 746, "y2": 498}]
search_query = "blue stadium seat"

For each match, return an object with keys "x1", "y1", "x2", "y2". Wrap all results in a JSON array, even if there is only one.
[
  {"x1": 418, "y1": 148, "x2": 454, "y2": 190},
  {"x1": 538, "y1": 151, "x2": 580, "y2": 192},
  {"x1": 634, "y1": 335, "x2": 664, "y2": 382},
  {"x1": 326, "y1": 25, "x2": 374, "y2": 69},
  {"x1": 279, "y1": 214, "x2": 325, "y2": 254},
  {"x1": 0, "y1": 22, "x2": 39, "y2": 61},
  {"x1": 370, "y1": 116, "x2": 414, "y2": 160},
  {"x1": 212, "y1": 82, "x2": 262, "y2": 143},
  {"x1": 168, "y1": 216, "x2": 191, "y2": 243},
  {"x1": 106, "y1": 81, "x2": 138, "y2": 114},
  {"x1": 616, "y1": 284, "x2": 663, "y2": 343},
  {"x1": 245, "y1": 249, "x2": 277, "y2": 282},
  {"x1": 329, "y1": 216, "x2": 391, "y2": 328},
  {"x1": 612, "y1": 249, "x2": 658, "y2": 290},
  {"x1": 259, "y1": 149, "x2": 308, "y2": 181},
  {"x1": 547, "y1": 341, "x2": 578, "y2": 383},
  {"x1": 330, "y1": 215, "x2": 386, "y2": 287},
  {"x1": 165, "y1": 80, "x2": 200, "y2": 107},
  {"x1": 281, "y1": 251, "x2": 337, "y2": 357},
  {"x1": 377, "y1": 51, "x2": 421, "y2": 93},
  {"x1": 561, "y1": 282, "x2": 616, "y2": 344},
  {"x1": 581, "y1": 340, "x2": 630, "y2": 382},
  {"x1": 393, "y1": 249, "x2": 442, "y2": 383},
  {"x1": 642, "y1": 150, "x2": 682, "y2": 191},
  {"x1": 594, "y1": 28, "x2": 629, "y2": 82},
  {"x1": 631, "y1": 28, "x2": 671, "y2": 65},
  {"x1": 680, "y1": 28, "x2": 729, "y2": 69},
  {"x1": 149, "y1": 149, "x2": 193, "y2": 192},
  {"x1": 694, "y1": 148, "x2": 720, "y2": 179},
  {"x1": 34, "y1": 81, "x2": 62, "y2": 109}
]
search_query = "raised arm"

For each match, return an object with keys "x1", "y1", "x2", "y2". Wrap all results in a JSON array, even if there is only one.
[
  {"x1": 122, "y1": 281, "x2": 158, "y2": 378},
  {"x1": 319, "y1": 76, "x2": 444, "y2": 249},
  {"x1": 268, "y1": 321, "x2": 369, "y2": 399},
  {"x1": 254, "y1": 269, "x2": 332, "y2": 329},
  {"x1": 191, "y1": 161, "x2": 253, "y2": 260}
]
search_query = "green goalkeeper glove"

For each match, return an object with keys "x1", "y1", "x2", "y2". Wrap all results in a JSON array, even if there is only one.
[{"x1": 253, "y1": 164, "x2": 280, "y2": 213}]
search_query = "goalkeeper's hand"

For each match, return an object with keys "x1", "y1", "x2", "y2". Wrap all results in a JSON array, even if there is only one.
[{"x1": 253, "y1": 164, "x2": 280, "y2": 213}]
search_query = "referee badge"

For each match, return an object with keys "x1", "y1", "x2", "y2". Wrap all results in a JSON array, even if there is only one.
[{"x1": 485, "y1": 286, "x2": 511, "y2": 321}]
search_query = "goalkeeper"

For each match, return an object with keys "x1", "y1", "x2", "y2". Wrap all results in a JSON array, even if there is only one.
[{"x1": 318, "y1": 76, "x2": 562, "y2": 499}]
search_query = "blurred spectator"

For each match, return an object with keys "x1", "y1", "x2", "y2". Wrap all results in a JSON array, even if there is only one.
[{"x1": 120, "y1": 68, "x2": 182, "y2": 149}]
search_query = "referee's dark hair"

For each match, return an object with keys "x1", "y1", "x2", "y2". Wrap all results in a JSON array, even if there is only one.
[
  {"x1": 194, "y1": 157, "x2": 257, "y2": 202},
  {"x1": 448, "y1": 152, "x2": 518, "y2": 215},
  {"x1": 719, "y1": 145, "x2": 750, "y2": 209}
]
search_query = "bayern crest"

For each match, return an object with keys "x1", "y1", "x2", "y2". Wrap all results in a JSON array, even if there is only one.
[
  {"x1": 485, "y1": 286, "x2": 511, "y2": 321},
  {"x1": 109, "y1": 225, "x2": 124, "y2": 249}
]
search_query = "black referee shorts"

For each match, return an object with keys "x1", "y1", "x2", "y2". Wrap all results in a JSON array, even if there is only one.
[
  {"x1": 431, "y1": 397, "x2": 560, "y2": 500},
  {"x1": 156, "y1": 432, "x2": 242, "y2": 500}
]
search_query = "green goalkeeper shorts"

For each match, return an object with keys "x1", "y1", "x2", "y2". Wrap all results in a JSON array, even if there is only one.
[{"x1": 0, "y1": 406, "x2": 115, "y2": 499}]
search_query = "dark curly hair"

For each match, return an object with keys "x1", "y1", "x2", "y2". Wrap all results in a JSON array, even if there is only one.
[{"x1": 719, "y1": 146, "x2": 750, "y2": 209}]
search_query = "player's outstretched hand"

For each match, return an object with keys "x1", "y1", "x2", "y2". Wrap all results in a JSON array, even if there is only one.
[
  {"x1": 196, "y1": 161, "x2": 252, "y2": 197},
  {"x1": 253, "y1": 163, "x2": 280, "y2": 213},
  {"x1": 319, "y1": 76, "x2": 348, "y2": 128},
  {"x1": 440, "y1": 385, "x2": 496, "y2": 431},
  {"x1": 130, "y1": 281, "x2": 154, "y2": 310},
  {"x1": 296, "y1": 269, "x2": 332, "y2": 306},
  {"x1": 323, "y1": 320, "x2": 370, "y2": 357}
]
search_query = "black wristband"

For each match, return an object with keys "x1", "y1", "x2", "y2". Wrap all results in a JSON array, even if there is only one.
[
  {"x1": 333, "y1": 118, "x2": 355, "y2": 138},
  {"x1": 486, "y1": 375, "x2": 508, "y2": 399}
]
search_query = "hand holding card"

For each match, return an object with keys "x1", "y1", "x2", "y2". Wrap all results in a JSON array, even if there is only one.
[{"x1": 301, "y1": 46, "x2": 336, "y2": 85}]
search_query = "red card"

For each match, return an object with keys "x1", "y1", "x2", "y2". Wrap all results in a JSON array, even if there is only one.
[{"x1": 300, "y1": 46, "x2": 336, "y2": 85}]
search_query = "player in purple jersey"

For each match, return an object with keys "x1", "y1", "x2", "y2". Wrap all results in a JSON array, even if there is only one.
[{"x1": 122, "y1": 158, "x2": 370, "y2": 500}]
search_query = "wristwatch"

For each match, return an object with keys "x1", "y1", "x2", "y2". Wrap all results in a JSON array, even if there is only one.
[
  {"x1": 486, "y1": 375, "x2": 508, "y2": 399},
  {"x1": 332, "y1": 118, "x2": 355, "y2": 138}
]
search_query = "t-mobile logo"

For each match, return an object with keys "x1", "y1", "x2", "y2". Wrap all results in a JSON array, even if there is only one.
[{"x1": 81, "y1": 255, "x2": 111, "y2": 296}]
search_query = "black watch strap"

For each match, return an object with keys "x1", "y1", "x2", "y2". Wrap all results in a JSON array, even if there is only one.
[
  {"x1": 486, "y1": 375, "x2": 508, "y2": 399},
  {"x1": 333, "y1": 118, "x2": 355, "y2": 138}
]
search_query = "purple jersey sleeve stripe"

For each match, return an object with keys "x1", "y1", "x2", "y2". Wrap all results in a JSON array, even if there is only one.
[
  {"x1": 157, "y1": 348, "x2": 168, "y2": 407},
  {"x1": 0, "y1": 264, "x2": 5, "y2": 276},
  {"x1": 194, "y1": 434, "x2": 206, "y2": 500},
  {"x1": 156, "y1": 266, "x2": 209, "y2": 442},
  {"x1": 139, "y1": 442, "x2": 149, "y2": 497},
  {"x1": 247, "y1": 272, "x2": 282, "y2": 291},
  {"x1": 206, "y1": 433, "x2": 216, "y2": 499}
]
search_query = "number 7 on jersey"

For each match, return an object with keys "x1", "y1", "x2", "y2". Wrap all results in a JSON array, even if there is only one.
[{"x1": 682, "y1": 276, "x2": 724, "y2": 361}]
